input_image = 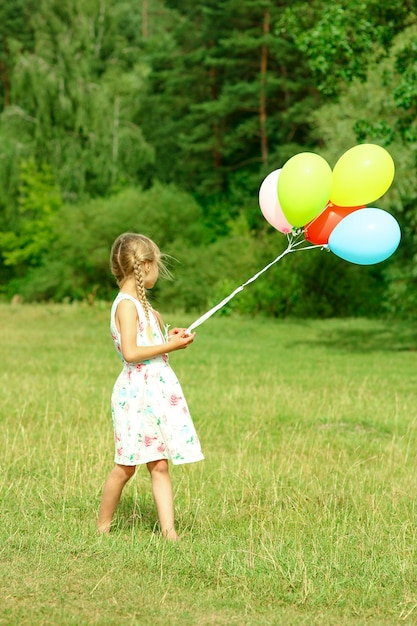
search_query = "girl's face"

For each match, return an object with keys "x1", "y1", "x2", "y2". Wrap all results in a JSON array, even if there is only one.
[{"x1": 143, "y1": 261, "x2": 159, "y2": 289}]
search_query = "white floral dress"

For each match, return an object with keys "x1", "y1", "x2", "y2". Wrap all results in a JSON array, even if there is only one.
[{"x1": 110, "y1": 292, "x2": 204, "y2": 466}]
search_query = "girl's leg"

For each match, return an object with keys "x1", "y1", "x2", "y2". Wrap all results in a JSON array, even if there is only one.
[
  {"x1": 96, "y1": 464, "x2": 136, "y2": 533},
  {"x1": 147, "y1": 459, "x2": 178, "y2": 541}
]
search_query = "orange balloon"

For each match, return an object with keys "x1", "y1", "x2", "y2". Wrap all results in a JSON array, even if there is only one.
[{"x1": 304, "y1": 203, "x2": 364, "y2": 245}]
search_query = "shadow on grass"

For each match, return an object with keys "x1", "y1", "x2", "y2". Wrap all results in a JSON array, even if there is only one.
[
  {"x1": 298, "y1": 320, "x2": 417, "y2": 353},
  {"x1": 291, "y1": 320, "x2": 417, "y2": 353},
  {"x1": 115, "y1": 495, "x2": 158, "y2": 533}
]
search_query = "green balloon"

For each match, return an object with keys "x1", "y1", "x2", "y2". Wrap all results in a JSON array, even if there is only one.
[{"x1": 277, "y1": 152, "x2": 333, "y2": 227}]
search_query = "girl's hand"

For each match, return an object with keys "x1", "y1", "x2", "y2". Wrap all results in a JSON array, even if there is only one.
[
  {"x1": 168, "y1": 327, "x2": 183, "y2": 339},
  {"x1": 167, "y1": 328, "x2": 195, "y2": 350}
]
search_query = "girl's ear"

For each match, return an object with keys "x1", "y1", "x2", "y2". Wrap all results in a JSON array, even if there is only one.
[{"x1": 143, "y1": 261, "x2": 150, "y2": 274}]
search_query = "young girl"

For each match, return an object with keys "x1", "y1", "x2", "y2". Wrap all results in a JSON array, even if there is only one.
[{"x1": 97, "y1": 233, "x2": 204, "y2": 540}]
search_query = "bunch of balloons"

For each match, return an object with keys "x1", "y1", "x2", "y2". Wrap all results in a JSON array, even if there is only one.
[
  {"x1": 185, "y1": 144, "x2": 401, "y2": 333},
  {"x1": 259, "y1": 144, "x2": 401, "y2": 265}
]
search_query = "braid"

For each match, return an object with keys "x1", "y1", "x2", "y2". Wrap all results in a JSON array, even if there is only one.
[
  {"x1": 133, "y1": 255, "x2": 151, "y2": 323},
  {"x1": 110, "y1": 232, "x2": 172, "y2": 340}
]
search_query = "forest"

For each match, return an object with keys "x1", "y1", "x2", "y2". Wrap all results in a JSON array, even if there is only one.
[{"x1": 1, "y1": 0, "x2": 417, "y2": 318}]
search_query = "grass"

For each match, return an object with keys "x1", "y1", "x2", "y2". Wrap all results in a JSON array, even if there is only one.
[{"x1": 1, "y1": 303, "x2": 417, "y2": 625}]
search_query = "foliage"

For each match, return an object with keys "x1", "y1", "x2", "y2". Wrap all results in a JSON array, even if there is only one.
[
  {"x1": 7, "y1": 183, "x2": 211, "y2": 301},
  {"x1": 2, "y1": 178, "x2": 394, "y2": 321},
  {"x1": 143, "y1": 0, "x2": 318, "y2": 205},
  {"x1": 0, "y1": 0, "x2": 416, "y2": 316},
  {"x1": 159, "y1": 220, "x2": 386, "y2": 318},
  {"x1": 0, "y1": 159, "x2": 61, "y2": 270},
  {"x1": 309, "y1": 25, "x2": 417, "y2": 317},
  {"x1": 0, "y1": 0, "x2": 35, "y2": 108},
  {"x1": 277, "y1": 0, "x2": 417, "y2": 96},
  {"x1": 0, "y1": 0, "x2": 155, "y2": 206}
]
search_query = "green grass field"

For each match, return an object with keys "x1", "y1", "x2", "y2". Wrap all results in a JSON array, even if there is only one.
[{"x1": 1, "y1": 303, "x2": 417, "y2": 625}]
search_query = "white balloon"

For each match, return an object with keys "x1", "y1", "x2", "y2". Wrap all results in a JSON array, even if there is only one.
[{"x1": 259, "y1": 169, "x2": 293, "y2": 234}]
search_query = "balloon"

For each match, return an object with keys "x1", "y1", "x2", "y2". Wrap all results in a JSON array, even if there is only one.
[
  {"x1": 331, "y1": 144, "x2": 395, "y2": 207},
  {"x1": 328, "y1": 208, "x2": 401, "y2": 265},
  {"x1": 304, "y1": 202, "x2": 364, "y2": 245},
  {"x1": 258, "y1": 169, "x2": 293, "y2": 234},
  {"x1": 278, "y1": 152, "x2": 333, "y2": 227}
]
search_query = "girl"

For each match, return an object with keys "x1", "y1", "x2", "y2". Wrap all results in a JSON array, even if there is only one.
[{"x1": 97, "y1": 233, "x2": 204, "y2": 540}]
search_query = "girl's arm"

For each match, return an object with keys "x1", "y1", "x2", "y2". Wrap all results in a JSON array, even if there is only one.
[{"x1": 116, "y1": 299, "x2": 194, "y2": 364}]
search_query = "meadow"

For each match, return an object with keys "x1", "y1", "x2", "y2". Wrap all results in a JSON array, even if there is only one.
[{"x1": 1, "y1": 303, "x2": 417, "y2": 625}]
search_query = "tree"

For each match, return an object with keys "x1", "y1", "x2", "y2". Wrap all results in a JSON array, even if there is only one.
[
  {"x1": 0, "y1": 0, "x2": 155, "y2": 205},
  {"x1": 142, "y1": 0, "x2": 417, "y2": 229},
  {"x1": 276, "y1": 0, "x2": 417, "y2": 96},
  {"x1": 0, "y1": 0, "x2": 35, "y2": 109},
  {"x1": 10, "y1": 183, "x2": 210, "y2": 302},
  {"x1": 1, "y1": 0, "x2": 417, "y2": 315},
  {"x1": 0, "y1": 160, "x2": 61, "y2": 272},
  {"x1": 143, "y1": 0, "x2": 318, "y2": 205},
  {"x1": 308, "y1": 25, "x2": 417, "y2": 316}
]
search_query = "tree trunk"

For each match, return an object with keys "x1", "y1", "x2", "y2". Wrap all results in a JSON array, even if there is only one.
[
  {"x1": 260, "y1": 9, "x2": 270, "y2": 166},
  {"x1": 142, "y1": 0, "x2": 148, "y2": 39},
  {"x1": 0, "y1": 60, "x2": 10, "y2": 108},
  {"x1": 209, "y1": 40, "x2": 221, "y2": 169},
  {"x1": 112, "y1": 95, "x2": 120, "y2": 185}
]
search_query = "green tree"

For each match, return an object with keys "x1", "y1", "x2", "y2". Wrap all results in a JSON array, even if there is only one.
[
  {"x1": 1, "y1": 0, "x2": 417, "y2": 315},
  {"x1": 12, "y1": 183, "x2": 210, "y2": 302},
  {"x1": 0, "y1": 0, "x2": 155, "y2": 205},
  {"x1": 143, "y1": 0, "x2": 317, "y2": 205},
  {"x1": 0, "y1": 0, "x2": 36, "y2": 224},
  {"x1": 0, "y1": 160, "x2": 61, "y2": 274},
  {"x1": 308, "y1": 25, "x2": 417, "y2": 316},
  {"x1": 276, "y1": 0, "x2": 417, "y2": 96},
  {"x1": 142, "y1": 0, "x2": 417, "y2": 233},
  {"x1": 0, "y1": 0, "x2": 35, "y2": 109}
]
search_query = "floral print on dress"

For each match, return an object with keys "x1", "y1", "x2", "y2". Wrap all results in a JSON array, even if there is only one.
[{"x1": 109, "y1": 293, "x2": 204, "y2": 466}]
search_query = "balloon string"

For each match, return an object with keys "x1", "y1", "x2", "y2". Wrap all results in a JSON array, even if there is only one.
[{"x1": 186, "y1": 233, "x2": 323, "y2": 333}]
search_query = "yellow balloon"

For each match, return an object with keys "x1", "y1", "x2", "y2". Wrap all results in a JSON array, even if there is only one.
[
  {"x1": 277, "y1": 152, "x2": 332, "y2": 227},
  {"x1": 331, "y1": 144, "x2": 395, "y2": 207}
]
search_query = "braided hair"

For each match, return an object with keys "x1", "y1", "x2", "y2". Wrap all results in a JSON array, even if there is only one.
[{"x1": 110, "y1": 233, "x2": 170, "y2": 334}]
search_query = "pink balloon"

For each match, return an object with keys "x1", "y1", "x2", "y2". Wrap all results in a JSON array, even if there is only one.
[{"x1": 259, "y1": 169, "x2": 293, "y2": 234}]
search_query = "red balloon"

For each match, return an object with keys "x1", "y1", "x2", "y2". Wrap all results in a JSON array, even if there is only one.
[{"x1": 304, "y1": 203, "x2": 364, "y2": 245}]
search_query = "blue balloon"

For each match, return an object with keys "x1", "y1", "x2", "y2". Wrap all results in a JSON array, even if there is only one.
[{"x1": 328, "y1": 208, "x2": 401, "y2": 265}]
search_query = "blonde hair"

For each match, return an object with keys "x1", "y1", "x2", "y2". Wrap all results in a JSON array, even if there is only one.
[{"x1": 110, "y1": 233, "x2": 170, "y2": 331}]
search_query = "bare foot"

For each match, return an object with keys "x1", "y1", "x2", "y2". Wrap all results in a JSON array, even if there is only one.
[
  {"x1": 163, "y1": 528, "x2": 179, "y2": 542},
  {"x1": 96, "y1": 520, "x2": 111, "y2": 534}
]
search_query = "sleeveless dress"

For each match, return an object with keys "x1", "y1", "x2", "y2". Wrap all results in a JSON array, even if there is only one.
[{"x1": 110, "y1": 292, "x2": 204, "y2": 466}]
